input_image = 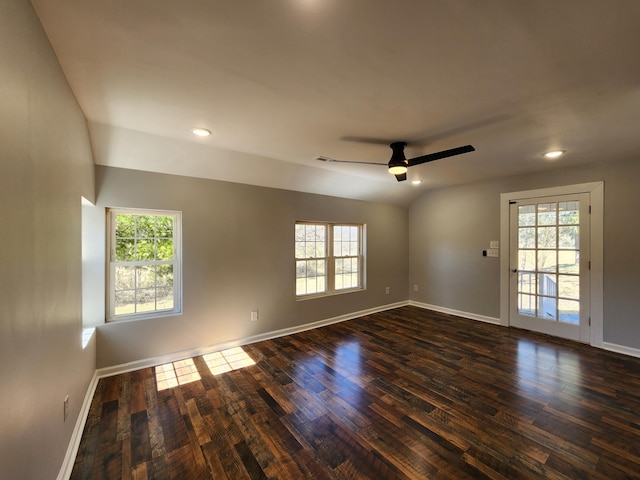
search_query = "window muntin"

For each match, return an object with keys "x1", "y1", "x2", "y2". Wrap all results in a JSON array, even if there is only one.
[
  {"x1": 295, "y1": 222, "x2": 364, "y2": 298},
  {"x1": 107, "y1": 209, "x2": 182, "y2": 321}
]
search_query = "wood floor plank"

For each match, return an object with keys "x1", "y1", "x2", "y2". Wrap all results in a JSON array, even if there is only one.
[{"x1": 72, "y1": 306, "x2": 640, "y2": 479}]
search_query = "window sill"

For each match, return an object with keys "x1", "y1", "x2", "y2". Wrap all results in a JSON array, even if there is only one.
[
  {"x1": 296, "y1": 287, "x2": 365, "y2": 301},
  {"x1": 106, "y1": 309, "x2": 183, "y2": 324}
]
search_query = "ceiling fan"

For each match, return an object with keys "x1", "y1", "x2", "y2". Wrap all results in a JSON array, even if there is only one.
[{"x1": 316, "y1": 142, "x2": 475, "y2": 182}]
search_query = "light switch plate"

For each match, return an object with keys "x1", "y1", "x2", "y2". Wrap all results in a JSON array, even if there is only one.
[
  {"x1": 487, "y1": 249, "x2": 499, "y2": 257},
  {"x1": 490, "y1": 240, "x2": 500, "y2": 249}
]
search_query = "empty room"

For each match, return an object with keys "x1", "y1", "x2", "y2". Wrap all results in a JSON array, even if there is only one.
[{"x1": 2, "y1": 1, "x2": 640, "y2": 479}]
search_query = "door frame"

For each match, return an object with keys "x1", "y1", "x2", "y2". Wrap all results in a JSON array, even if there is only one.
[{"x1": 499, "y1": 182, "x2": 604, "y2": 347}]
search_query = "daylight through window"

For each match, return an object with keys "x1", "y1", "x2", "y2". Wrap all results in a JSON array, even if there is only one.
[
  {"x1": 107, "y1": 209, "x2": 182, "y2": 321},
  {"x1": 295, "y1": 222, "x2": 364, "y2": 298}
]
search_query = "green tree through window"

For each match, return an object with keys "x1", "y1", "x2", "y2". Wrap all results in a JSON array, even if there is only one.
[{"x1": 108, "y1": 209, "x2": 181, "y2": 320}]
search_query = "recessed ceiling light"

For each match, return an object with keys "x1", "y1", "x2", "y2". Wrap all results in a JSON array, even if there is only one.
[
  {"x1": 411, "y1": 180, "x2": 422, "y2": 185},
  {"x1": 191, "y1": 127, "x2": 211, "y2": 137},
  {"x1": 544, "y1": 150, "x2": 565, "y2": 159}
]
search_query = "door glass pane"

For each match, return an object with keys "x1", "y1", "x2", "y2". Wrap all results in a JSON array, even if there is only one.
[
  {"x1": 519, "y1": 228, "x2": 535, "y2": 248},
  {"x1": 537, "y1": 250, "x2": 557, "y2": 272},
  {"x1": 559, "y1": 299, "x2": 580, "y2": 324},
  {"x1": 558, "y1": 275, "x2": 579, "y2": 300},
  {"x1": 510, "y1": 195, "x2": 588, "y2": 331},
  {"x1": 518, "y1": 293, "x2": 536, "y2": 316},
  {"x1": 537, "y1": 227, "x2": 557, "y2": 249},
  {"x1": 538, "y1": 296, "x2": 557, "y2": 319},
  {"x1": 558, "y1": 250, "x2": 579, "y2": 274},
  {"x1": 518, "y1": 250, "x2": 536, "y2": 271},
  {"x1": 559, "y1": 226, "x2": 579, "y2": 248},
  {"x1": 537, "y1": 203, "x2": 557, "y2": 225},
  {"x1": 517, "y1": 272, "x2": 536, "y2": 294},
  {"x1": 559, "y1": 202, "x2": 579, "y2": 224},
  {"x1": 518, "y1": 205, "x2": 536, "y2": 226},
  {"x1": 537, "y1": 274, "x2": 557, "y2": 297},
  {"x1": 514, "y1": 197, "x2": 583, "y2": 325}
]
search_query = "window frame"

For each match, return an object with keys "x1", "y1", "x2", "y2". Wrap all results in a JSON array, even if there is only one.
[
  {"x1": 295, "y1": 221, "x2": 365, "y2": 299},
  {"x1": 106, "y1": 208, "x2": 182, "y2": 322}
]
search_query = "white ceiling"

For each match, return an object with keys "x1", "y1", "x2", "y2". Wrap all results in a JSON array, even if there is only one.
[{"x1": 32, "y1": 0, "x2": 640, "y2": 206}]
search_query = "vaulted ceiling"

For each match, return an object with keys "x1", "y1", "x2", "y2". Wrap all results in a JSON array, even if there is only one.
[{"x1": 32, "y1": 0, "x2": 640, "y2": 205}]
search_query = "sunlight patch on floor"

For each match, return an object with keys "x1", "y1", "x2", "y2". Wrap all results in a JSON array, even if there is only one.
[
  {"x1": 203, "y1": 347, "x2": 256, "y2": 375},
  {"x1": 156, "y1": 358, "x2": 201, "y2": 391}
]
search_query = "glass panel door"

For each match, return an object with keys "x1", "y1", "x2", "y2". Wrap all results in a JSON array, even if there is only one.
[{"x1": 509, "y1": 194, "x2": 590, "y2": 342}]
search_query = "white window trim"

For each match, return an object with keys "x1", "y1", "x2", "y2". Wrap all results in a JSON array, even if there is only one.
[
  {"x1": 295, "y1": 222, "x2": 366, "y2": 300},
  {"x1": 106, "y1": 208, "x2": 183, "y2": 322}
]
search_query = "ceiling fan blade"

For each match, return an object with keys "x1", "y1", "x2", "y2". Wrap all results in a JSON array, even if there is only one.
[
  {"x1": 315, "y1": 156, "x2": 386, "y2": 166},
  {"x1": 408, "y1": 145, "x2": 475, "y2": 167},
  {"x1": 395, "y1": 172, "x2": 407, "y2": 182}
]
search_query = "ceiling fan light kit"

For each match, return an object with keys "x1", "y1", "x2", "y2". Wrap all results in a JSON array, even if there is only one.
[{"x1": 387, "y1": 142, "x2": 409, "y2": 175}]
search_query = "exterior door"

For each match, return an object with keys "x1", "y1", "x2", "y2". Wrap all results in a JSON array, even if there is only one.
[{"x1": 509, "y1": 193, "x2": 590, "y2": 342}]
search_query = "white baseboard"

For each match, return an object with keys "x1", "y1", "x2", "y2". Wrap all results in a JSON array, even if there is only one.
[
  {"x1": 409, "y1": 301, "x2": 501, "y2": 325},
  {"x1": 97, "y1": 301, "x2": 409, "y2": 378},
  {"x1": 57, "y1": 370, "x2": 99, "y2": 480},
  {"x1": 411, "y1": 301, "x2": 640, "y2": 359},
  {"x1": 601, "y1": 341, "x2": 640, "y2": 359},
  {"x1": 57, "y1": 301, "x2": 407, "y2": 478},
  {"x1": 57, "y1": 301, "x2": 639, "y2": 478}
]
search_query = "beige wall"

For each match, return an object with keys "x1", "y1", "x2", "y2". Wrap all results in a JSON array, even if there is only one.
[
  {"x1": 94, "y1": 166, "x2": 409, "y2": 367},
  {"x1": 3, "y1": 2, "x2": 639, "y2": 478},
  {"x1": 409, "y1": 157, "x2": 640, "y2": 350},
  {"x1": 0, "y1": 1, "x2": 96, "y2": 478}
]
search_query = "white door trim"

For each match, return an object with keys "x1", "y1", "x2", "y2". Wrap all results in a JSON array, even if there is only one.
[{"x1": 499, "y1": 182, "x2": 604, "y2": 347}]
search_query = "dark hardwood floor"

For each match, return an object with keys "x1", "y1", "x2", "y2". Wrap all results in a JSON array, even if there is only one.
[{"x1": 71, "y1": 306, "x2": 640, "y2": 479}]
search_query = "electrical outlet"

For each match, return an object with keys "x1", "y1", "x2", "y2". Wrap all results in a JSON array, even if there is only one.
[
  {"x1": 64, "y1": 395, "x2": 69, "y2": 422},
  {"x1": 490, "y1": 240, "x2": 500, "y2": 249},
  {"x1": 251, "y1": 310, "x2": 259, "y2": 322},
  {"x1": 385, "y1": 287, "x2": 390, "y2": 294},
  {"x1": 413, "y1": 284, "x2": 418, "y2": 292}
]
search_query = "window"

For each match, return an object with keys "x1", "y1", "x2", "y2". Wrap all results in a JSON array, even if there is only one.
[
  {"x1": 107, "y1": 208, "x2": 182, "y2": 321},
  {"x1": 295, "y1": 222, "x2": 364, "y2": 298}
]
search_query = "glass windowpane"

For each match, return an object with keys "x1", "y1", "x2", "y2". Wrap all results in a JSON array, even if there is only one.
[
  {"x1": 537, "y1": 250, "x2": 557, "y2": 272},
  {"x1": 538, "y1": 296, "x2": 557, "y2": 319},
  {"x1": 537, "y1": 274, "x2": 557, "y2": 297},
  {"x1": 558, "y1": 275, "x2": 579, "y2": 300},
  {"x1": 537, "y1": 203, "x2": 557, "y2": 226},
  {"x1": 518, "y1": 205, "x2": 536, "y2": 226},
  {"x1": 537, "y1": 227, "x2": 557, "y2": 249},
  {"x1": 518, "y1": 293, "x2": 536, "y2": 316},
  {"x1": 136, "y1": 288, "x2": 156, "y2": 312},
  {"x1": 136, "y1": 215, "x2": 155, "y2": 238},
  {"x1": 115, "y1": 266, "x2": 135, "y2": 290},
  {"x1": 559, "y1": 202, "x2": 579, "y2": 225},
  {"x1": 558, "y1": 251, "x2": 579, "y2": 274},
  {"x1": 136, "y1": 266, "x2": 155, "y2": 288},
  {"x1": 518, "y1": 250, "x2": 536, "y2": 271},
  {"x1": 116, "y1": 238, "x2": 135, "y2": 261},
  {"x1": 156, "y1": 239, "x2": 174, "y2": 260},
  {"x1": 114, "y1": 290, "x2": 135, "y2": 316},
  {"x1": 519, "y1": 228, "x2": 535, "y2": 248},
  {"x1": 559, "y1": 299, "x2": 580, "y2": 324},
  {"x1": 156, "y1": 265, "x2": 173, "y2": 286},
  {"x1": 156, "y1": 287, "x2": 174, "y2": 310},
  {"x1": 559, "y1": 226, "x2": 579, "y2": 249},
  {"x1": 517, "y1": 272, "x2": 536, "y2": 294},
  {"x1": 115, "y1": 214, "x2": 135, "y2": 237}
]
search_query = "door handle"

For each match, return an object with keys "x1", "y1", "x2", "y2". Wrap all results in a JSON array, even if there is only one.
[{"x1": 511, "y1": 269, "x2": 518, "y2": 273}]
